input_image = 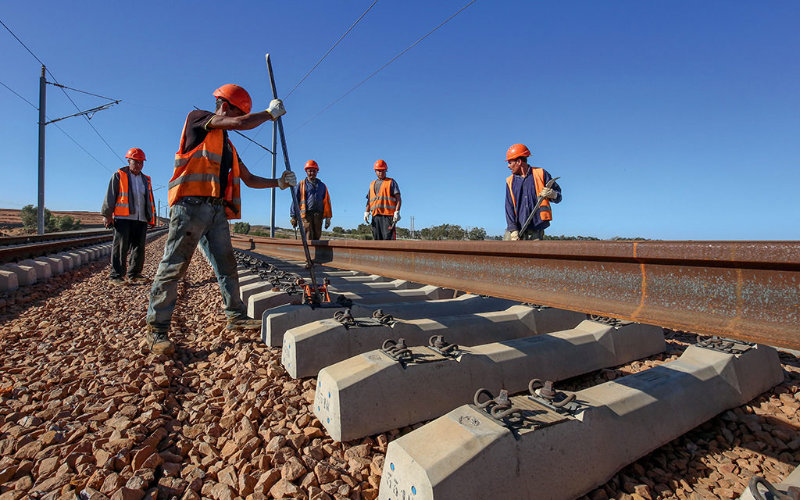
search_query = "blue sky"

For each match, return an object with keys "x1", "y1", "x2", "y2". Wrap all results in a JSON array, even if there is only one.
[{"x1": 2, "y1": 1, "x2": 798, "y2": 240}]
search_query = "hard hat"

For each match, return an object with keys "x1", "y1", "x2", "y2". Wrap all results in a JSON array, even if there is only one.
[
  {"x1": 305, "y1": 160, "x2": 319, "y2": 171},
  {"x1": 213, "y1": 84, "x2": 252, "y2": 114},
  {"x1": 374, "y1": 159, "x2": 388, "y2": 171},
  {"x1": 125, "y1": 147, "x2": 146, "y2": 161},
  {"x1": 506, "y1": 143, "x2": 531, "y2": 161}
]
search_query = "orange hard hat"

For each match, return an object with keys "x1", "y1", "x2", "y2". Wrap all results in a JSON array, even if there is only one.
[
  {"x1": 125, "y1": 147, "x2": 146, "y2": 161},
  {"x1": 506, "y1": 143, "x2": 531, "y2": 161},
  {"x1": 305, "y1": 160, "x2": 319, "y2": 171},
  {"x1": 213, "y1": 84, "x2": 252, "y2": 114},
  {"x1": 374, "y1": 159, "x2": 388, "y2": 171}
]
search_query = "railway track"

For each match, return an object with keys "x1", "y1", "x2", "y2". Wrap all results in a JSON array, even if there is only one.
[{"x1": 0, "y1": 233, "x2": 797, "y2": 500}]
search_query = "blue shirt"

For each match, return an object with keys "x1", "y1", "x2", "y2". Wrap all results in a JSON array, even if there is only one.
[
  {"x1": 505, "y1": 168, "x2": 562, "y2": 233},
  {"x1": 290, "y1": 178, "x2": 329, "y2": 217}
]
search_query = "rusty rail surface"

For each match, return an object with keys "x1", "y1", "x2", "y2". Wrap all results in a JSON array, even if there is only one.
[{"x1": 232, "y1": 236, "x2": 800, "y2": 350}]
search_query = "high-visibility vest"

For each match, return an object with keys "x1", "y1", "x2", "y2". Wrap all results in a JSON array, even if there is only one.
[
  {"x1": 168, "y1": 119, "x2": 242, "y2": 219},
  {"x1": 113, "y1": 169, "x2": 156, "y2": 225},
  {"x1": 298, "y1": 180, "x2": 332, "y2": 218},
  {"x1": 506, "y1": 168, "x2": 552, "y2": 222},
  {"x1": 368, "y1": 178, "x2": 398, "y2": 216}
]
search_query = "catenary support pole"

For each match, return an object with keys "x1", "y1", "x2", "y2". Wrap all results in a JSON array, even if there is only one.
[
  {"x1": 265, "y1": 53, "x2": 320, "y2": 301},
  {"x1": 37, "y1": 66, "x2": 46, "y2": 235}
]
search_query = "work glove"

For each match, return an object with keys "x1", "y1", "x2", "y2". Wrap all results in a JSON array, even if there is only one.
[
  {"x1": 277, "y1": 170, "x2": 297, "y2": 189},
  {"x1": 392, "y1": 211, "x2": 401, "y2": 224},
  {"x1": 290, "y1": 218, "x2": 297, "y2": 228},
  {"x1": 324, "y1": 218, "x2": 331, "y2": 229},
  {"x1": 510, "y1": 230, "x2": 520, "y2": 241},
  {"x1": 266, "y1": 99, "x2": 286, "y2": 119},
  {"x1": 539, "y1": 186, "x2": 557, "y2": 200},
  {"x1": 363, "y1": 211, "x2": 370, "y2": 224}
]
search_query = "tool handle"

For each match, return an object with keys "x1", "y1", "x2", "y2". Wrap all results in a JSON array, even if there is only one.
[{"x1": 518, "y1": 176, "x2": 560, "y2": 238}]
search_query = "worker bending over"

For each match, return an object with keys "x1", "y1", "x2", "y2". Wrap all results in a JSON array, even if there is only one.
[
  {"x1": 364, "y1": 160, "x2": 401, "y2": 240},
  {"x1": 145, "y1": 84, "x2": 296, "y2": 355},
  {"x1": 505, "y1": 143, "x2": 561, "y2": 240},
  {"x1": 290, "y1": 160, "x2": 332, "y2": 240}
]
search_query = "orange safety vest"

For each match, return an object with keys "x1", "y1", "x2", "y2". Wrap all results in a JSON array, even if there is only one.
[
  {"x1": 368, "y1": 178, "x2": 398, "y2": 216},
  {"x1": 298, "y1": 180, "x2": 332, "y2": 218},
  {"x1": 506, "y1": 168, "x2": 552, "y2": 222},
  {"x1": 113, "y1": 169, "x2": 156, "y2": 225},
  {"x1": 169, "y1": 120, "x2": 242, "y2": 219}
]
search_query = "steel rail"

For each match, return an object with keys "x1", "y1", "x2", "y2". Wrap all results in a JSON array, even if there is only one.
[
  {"x1": 231, "y1": 235, "x2": 800, "y2": 350},
  {"x1": 0, "y1": 228, "x2": 111, "y2": 247}
]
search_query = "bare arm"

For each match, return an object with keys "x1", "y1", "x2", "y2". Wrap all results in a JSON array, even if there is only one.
[
  {"x1": 207, "y1": 110, "x2": 274, "y2": 131},
  {"x1": 239, "y1": 163, "x2": 279, "y2": 189},
  {"x1": 394, "y1": 193, "x2": 402, "y2": 212}
]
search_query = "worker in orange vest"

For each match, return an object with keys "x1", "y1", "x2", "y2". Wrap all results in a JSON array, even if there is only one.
[
  {"x1": 290, "y1": 160, "x2": 332, "y2": 240},
  {"x1": 505, "y1": 143, "x2": 561, "y2": 240},
  {"x1": 101, "y1": 147, "x2": 156, "y2": 286},
  {"x1": 145, "y1": 84, "x2": 296, "y2": 355},
  {"x1": 364, "y1": 160, "x2": 401, "y2": 240}
]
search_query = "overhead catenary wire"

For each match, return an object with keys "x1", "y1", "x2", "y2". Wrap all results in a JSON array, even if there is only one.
[
  {"x1": 1, "y1": 17, "x2": 123, "y2": 164},
  {"x1": 284, "y1": 0, "x2": 380, "y2": 99},
  {"x1": 295, "y1": 0, "x2": 477, "y2": 131},
  {"x1": 1, "y1": 78, "x2": 114, "y2": 174}
]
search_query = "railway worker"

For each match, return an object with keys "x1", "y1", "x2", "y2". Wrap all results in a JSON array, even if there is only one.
[
  {"x1": 145, "y1": 84, "x2": 296, "y2": 355},
  {"x1": 101, "y1": 147, "x2": 156, "y2": 286},
  {"x1": 504, "y1": 143, "x2": 561, "y2": 241},
  {"x1": 363, "y1": 159, "x2": 401, "y2": 240},
  {"x1": 290, "y1": 160, "x2": 332, "y2": 240}
]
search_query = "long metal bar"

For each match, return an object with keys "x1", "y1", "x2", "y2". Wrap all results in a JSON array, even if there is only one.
[
  {"x1": 264, "y1": 53, "x2": 320, "y2": 300},
  {"x1": 231, "y1": 235, "x2": 800, "y2": 350}
]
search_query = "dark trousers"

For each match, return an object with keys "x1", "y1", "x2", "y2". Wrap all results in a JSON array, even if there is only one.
[
  {"x1": 371, "y1": 214, "x2": 396, "y2": 240},
  {"x1": 110, "y1": 219, "x2": 148, "y2": 278},
  {"x1": 301, "y1": 212, "x2": 324, "y2": 240}
]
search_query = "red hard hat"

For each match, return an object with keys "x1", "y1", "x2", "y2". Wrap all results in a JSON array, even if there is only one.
[
  {"x1": 374, "y1": 159, "x2": 388, "y2": 171},
  {"x1": 125, "y1": 147, "x2": 146, "y2": 161},
  {"x1": 305, "y1": 160, "x2": 319, "y2": 171},
  {"x1": 213, "y1": 84, "x2": 252, "y2": 114},
  {"x1": 506, "y1": 143, "x2": 531, "y2": 161}
]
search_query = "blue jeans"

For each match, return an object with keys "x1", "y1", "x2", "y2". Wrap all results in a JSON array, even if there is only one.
[{"x1": 146, "y1": 197, "x2": 247, "y2": 332}]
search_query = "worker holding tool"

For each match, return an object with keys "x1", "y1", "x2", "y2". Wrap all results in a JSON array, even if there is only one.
[
  {"x1": 504, "y1": 143, "x2": 561, "y2": 240},
  {"x1": 290, "y1": 160, "x2": 332, "y2": 240},
  {"x1": 364, "y1": 159, "x2": 401, "y2": 240},
  {"x1": 145, "y1": 84, "x2": 296, "y2": 355},
  {"x1": 101, "y1": 147, "x2": 156, "y2": 286}
]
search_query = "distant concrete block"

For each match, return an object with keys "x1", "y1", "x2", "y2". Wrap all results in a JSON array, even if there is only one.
[
  {"x1": 19, "y1": 259, "x2": 52, "y2": 280},
  {"x1": 0, "y1": 270, "x2": 19, "y2": 292},
  {"x1": 0, "y1": 264, "x2": 37, "y2": 286},
  {"x1": 39, "y1": 256, "x2": 64, "y2": 275},
  {"x1": 54, "y1": 252, "x2": 76, "y2": 270},
  {"x1": 248, "y1": 290, "x2": 302, "y2": 320}
]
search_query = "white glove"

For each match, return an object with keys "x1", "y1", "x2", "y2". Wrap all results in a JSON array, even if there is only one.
[
  {"x1": 539, "y1": 187, "x2": 557, "y2": 200},
  {"x1": 277, "y1": 170, "x2": 297, "y2": 189},
  {"x1": 266, "y1": 99, "x2": 286, "y2": 119},
  {"x1": 363, "y1": 211, "x2": 370, "y2": 224},
  {"x1": 510, "y1": 230, "x2": 520, "y2": 241},
  {"x1": 324, "y1": 218, "x2": 331, "y2": 229},
  {"x1": 392, "y1": 211, "x2": 401, "y2": 223}
]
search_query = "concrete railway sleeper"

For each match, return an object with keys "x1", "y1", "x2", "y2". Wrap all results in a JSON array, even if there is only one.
[
  {"x1": 313, "y1": 319, "x2": 665, "y2": 442},
  {"x1": 378, "y1": 339, "x2": 784, "y2": 500},
  {"x1": 281, "y1": 304, "x2": 587, "y2": 379}
]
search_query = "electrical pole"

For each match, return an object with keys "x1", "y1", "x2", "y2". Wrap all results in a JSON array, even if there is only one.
[{"x1": 37, "y1": 66, "x2": 46, "y2": 235}]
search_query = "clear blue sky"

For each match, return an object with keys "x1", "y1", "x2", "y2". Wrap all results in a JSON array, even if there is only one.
[{"x1": 2, "y1": 1, "x2": 798, "y2": 240}]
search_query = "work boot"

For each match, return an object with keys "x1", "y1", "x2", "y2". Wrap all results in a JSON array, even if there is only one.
[
  {"x1": 145, "y1": 328, "x2": 175, "y2": 355},
  {"x1": 127, "y1": 275, "x2": 149, "y2": 284},
  {"x1": 109, "y1": 277, "x2": 126, "y2": 287},
  {"x1": 226, "y1": 317, "x2": 262, "y2": 331}
]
